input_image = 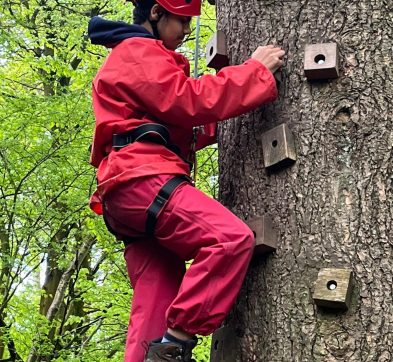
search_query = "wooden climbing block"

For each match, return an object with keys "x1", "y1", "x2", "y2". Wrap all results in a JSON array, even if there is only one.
[
  {"x1": 246, "y1": 215, "x2": 277, "y2": 255},
  {"x1": 206, "y1": 30, "x2": 229, "y2": 70},
  {"x1": 261, "y1": 123, "x2": 297, "y2": 170},
  {"x1": 210, "y1": 325, "x2": 237, "y2": 362},
  {"x1": 313, "y1": 268, "x2": 354, "y2": 310},
  {"x1": 304, "y1": 43, "x2": 339, "y2": 80}
]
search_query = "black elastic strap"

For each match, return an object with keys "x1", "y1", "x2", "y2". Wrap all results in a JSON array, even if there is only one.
[
  {"x1": 113, "y1": 123, "x2": 194, "y2": 171},
  {"x1": 145, "y1": 175, "x2": 191, "y2": 236},
  {"x1": 113, "y1": 123, "x2": 170, "y2": 150},
  {"x1": 149, "y1": 19, "x2": 160, "y2": 39},
  {"x1": 149, "y1": 10, "x2": 166, "y2": 40}
]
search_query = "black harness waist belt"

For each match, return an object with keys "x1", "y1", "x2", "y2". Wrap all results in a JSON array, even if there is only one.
[
  {"x1": 145, "y1": 175, "x2": 191, "y2": 237},
  {"x1": 113, "y1": 123, "x2": 192, "y2": 170},
  {"x1": 113, "y1": 123, "x2": 170, "y2": 149}
]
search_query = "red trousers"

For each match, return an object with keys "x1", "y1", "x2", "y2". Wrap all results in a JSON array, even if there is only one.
[{"x1": 103, "y1": 174, "x2": 254, "y2": 362}]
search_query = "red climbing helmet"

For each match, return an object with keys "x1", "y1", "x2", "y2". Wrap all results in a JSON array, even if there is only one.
[{"x1": 128, "y1": 0, "x2": 201, "y2": 16}]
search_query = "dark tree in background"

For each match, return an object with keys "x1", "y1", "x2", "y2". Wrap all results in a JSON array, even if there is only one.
[{"x1": 216, "y1": 0, "x2": 392, "y2": 360}]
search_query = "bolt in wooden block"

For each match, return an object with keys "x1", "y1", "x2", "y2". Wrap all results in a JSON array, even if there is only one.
[
  {"x1": 261, "y1": 123, "x2": 297, "y2": 170},
  {"x1": 304, "y1": 43, "x2": 339, "y2": 80},
  {"x1": 210, "y1": 325, "x2": 237, "y2": 362},
  {"x1": 206, "y1": 30, "x2": 229, "y2": 70},
  {"x1": 313, "y1": 268, "x2": 354, "y2": 310},
  {"x1": 246, "y1": 215, "x2": 277, "y2": 255}
]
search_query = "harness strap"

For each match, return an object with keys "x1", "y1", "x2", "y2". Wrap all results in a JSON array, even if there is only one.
[
  {"x1": 102, "y1": 173, "x2": 191, "y2": 247},
  {"x1": 145, "y1": 175, "x2": 191, "y2": 236},
  {"x1": 113, "y1": 123, "x2": 170, "y2": 150},
  {"x1": 113, "y1": 123, "x2": 193, "y2": 171}
]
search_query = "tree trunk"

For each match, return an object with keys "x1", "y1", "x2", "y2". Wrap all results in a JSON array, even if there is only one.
[
  {"x1": 216, "y1": 0, "x2": 392, "y2": 361},
  {"x1": 0, "y1": 223, "x2": 11, "y2": 360},
  {"x1": 27, "y1": 238, "x2": 95, "y2": 362}
]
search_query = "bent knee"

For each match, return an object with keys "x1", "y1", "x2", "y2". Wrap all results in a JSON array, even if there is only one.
[
  {"x1": 220, "y1": 221, "x2": 255, "y2": 255},
  {"x1": 239, "y1": 224, "x2": 255, "y2": 254}
]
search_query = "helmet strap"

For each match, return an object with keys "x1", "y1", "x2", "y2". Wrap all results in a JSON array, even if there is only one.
[
  {"x1": 149, "y1": 9, "x2": 165, "y2": 40},
  {"x1": 149, "y1": 19, "x2": 160, "y2": 39}
]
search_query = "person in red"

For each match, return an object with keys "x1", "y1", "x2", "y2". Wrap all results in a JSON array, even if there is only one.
[{"x1": 88, "y1": 0, "x2": 284, "y2": 360}]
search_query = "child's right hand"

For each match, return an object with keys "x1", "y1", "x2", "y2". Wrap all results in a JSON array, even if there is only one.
[{"x1": 252, "y1": 45, "x2": 285, "y2": 74}]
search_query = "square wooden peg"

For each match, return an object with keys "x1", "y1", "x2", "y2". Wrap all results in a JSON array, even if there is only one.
[
  {"x1": 304, "y1": 43, "x2": 339, "y2": 80},
  {"x1": 210, "y1": 325, "x2": 237, "y2": 362},
  {"x1": 206, "y1": 30, "x2": 229, "y2": 70},
  {"x1": 261, "y1": 123, "x2": 297, "y2": 170},
  {"x1": 313, "y1": 268, "x2": 354, "y2": 310},
  {"x1": 246, "y1": 215, "x2": 277, "y2": 255}
]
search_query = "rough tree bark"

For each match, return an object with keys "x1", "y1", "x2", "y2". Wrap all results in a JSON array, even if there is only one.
[{"x1": 216, "y1": 0, "x2": 392, "y2": 361}]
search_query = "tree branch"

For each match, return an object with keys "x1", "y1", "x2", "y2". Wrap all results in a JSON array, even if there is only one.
[{"x1": 0, "y1": 318, "x2": 22, "y2": 361}]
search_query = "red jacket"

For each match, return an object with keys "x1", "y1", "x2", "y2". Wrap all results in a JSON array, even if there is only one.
[{"x1": 88, "y1": 19, "x2": 277, "y2": 214}]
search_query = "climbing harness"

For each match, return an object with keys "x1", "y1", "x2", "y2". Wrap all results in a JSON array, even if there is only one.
[
  {"x1": 104, "y1": 124, "x2": 194, "y2": 245},
  {"x1": 112, "y1": 123, "x2": 193, "y2": 171},
  {"x1": 103, "y1": 175, "x2": 191, "y2": 246},
  {"x1": 145, "y1": 174, "x2": 191, "y2": 236},
  {"x1": 113, "y1": 123, "x2": 170, "y2": 150}
]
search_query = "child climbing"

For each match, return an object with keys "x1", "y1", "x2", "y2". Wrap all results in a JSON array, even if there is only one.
[{"x1": 88, "y1": 0, "x2": 285, "y2": 360}]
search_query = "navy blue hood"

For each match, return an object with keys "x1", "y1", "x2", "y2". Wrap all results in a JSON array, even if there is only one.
[{"x1": 88, "y1": 16, "x2": 155, "y2": 47}]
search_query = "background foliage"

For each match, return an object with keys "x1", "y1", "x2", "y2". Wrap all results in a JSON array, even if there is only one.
[{"x1": 0, "y1": 0, "x2": 216, "y2": 360}]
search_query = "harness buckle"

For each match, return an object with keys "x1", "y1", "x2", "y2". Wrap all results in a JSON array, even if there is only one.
[{"x1": 112, "y1": 134, "x2": 126, "y2": 150}]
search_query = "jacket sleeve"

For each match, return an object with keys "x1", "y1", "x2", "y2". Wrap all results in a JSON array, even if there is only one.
[
  {"x1": 108, "y1": 39, "x2": 278, "y2": 129},
  {"x1": 195, "y1": 123, "x2": 217, "y2": 150}
]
